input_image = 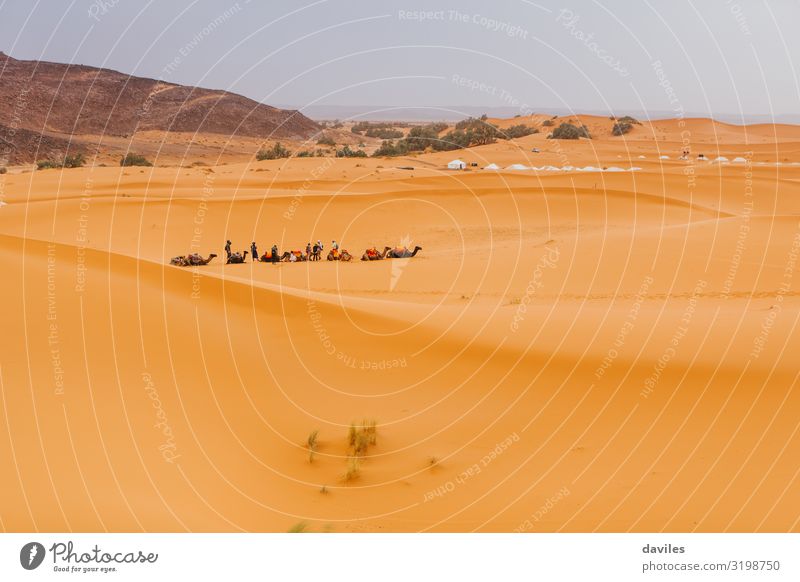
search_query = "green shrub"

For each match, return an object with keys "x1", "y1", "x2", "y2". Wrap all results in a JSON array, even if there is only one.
[
  {"x1": 612, "y1": 122, "x2": 633, "y2": 136},
  {"x1": 617, "y1": 115, "x2": 641, "y2": 125},
  {"x1": 365, "y1": 127, "x2": 403, "y2": 139},
  {"x1": 63, "y1": 153, "x2": 86, "y2": 168},
  {"x1": 372, "y1": 140, "x2": 408, "y2": 157},
  {"x1": 316, "y1": 135, "x2": 336, "y2": 147},
  {"x1": 352, "y1": 122, "x2": 404, "y2": 138},
  {"x1": 351, "y1": 122, "x2": 369, "y2": 134},
  {"x1": 550, "y1": 122, "x2": 591, "y2": 140},
  {"x1": 120, "y1": 153, "x2": 153, "y2": 167},
  {"x1": 371, "y1": 119, "x2": 501, "y2": 156},
  {"x1": 542, "y1": 119, "x2": 555, "y2": 127},
  {"x1": 256, "y1": 143, "x2": 291, "y2": 160},
  {"x1": 36, "y1": 159, "x2": 60, "y2": 170},
  {"x1": 502, "y1": 124, "x2": 539, "y2": 139},
  {"x1": 336, "y1": 145, "x2": 367, "y2": 158}
]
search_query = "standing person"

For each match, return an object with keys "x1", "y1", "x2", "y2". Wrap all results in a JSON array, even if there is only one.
[
  {"x1": 305, "y1": 242, "x2": 312, "y2": 260},
  {"x1": 224, "y1": 240, "x2": 232, "y2": 260},
  {"x1": 251, "y1": 242, "x2": 258, "y2": 262},
  {"x1": 331, "y1": 240, "x2": 339, "y2": 259},
  {"x1": 271, "y1": 244, "x2": 279, "y2": 263}
]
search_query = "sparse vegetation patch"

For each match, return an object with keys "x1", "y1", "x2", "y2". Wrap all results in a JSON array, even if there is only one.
[
  {"x1": 550, "y1": 122, "x2": 591, "y2": 140},
  {"x1": 120, "y1": 153, "x2": 153, "y2": 167}
]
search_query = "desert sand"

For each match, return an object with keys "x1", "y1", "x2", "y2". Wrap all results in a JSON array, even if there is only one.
[{"x1": 1, "y1": 116, "x2": 800, "y2": 532}]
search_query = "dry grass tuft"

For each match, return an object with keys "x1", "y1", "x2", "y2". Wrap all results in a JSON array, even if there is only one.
[{"x1": 307, "y1": 430, "x2": 319, "y2": 463}]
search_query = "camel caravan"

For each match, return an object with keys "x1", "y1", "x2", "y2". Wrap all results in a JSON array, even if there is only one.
[{"x1": 169, "y1": 240, "x2": 421, "y2": 267}]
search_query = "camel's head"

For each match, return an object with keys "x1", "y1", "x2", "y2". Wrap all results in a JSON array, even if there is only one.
[
  {"x1": 243, "y1": 251, "x2": 249, "y2": 257},
  {"x1": 209, "y1": 254, "x2": 217, "y2": 259},
  {"x1": 414, "y1": 246, "x2": 422, "y2": 251}
]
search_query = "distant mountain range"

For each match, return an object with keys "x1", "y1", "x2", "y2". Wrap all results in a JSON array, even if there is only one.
[
  {"x1": 0, "y1": 52, "x2": 319, "y2": 164},
  {"x1": 284, "y1": 104, "x2": 800, "y2": 125}
]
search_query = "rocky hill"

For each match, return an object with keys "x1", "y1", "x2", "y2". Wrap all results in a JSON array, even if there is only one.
[{"x1": 0, "y1": 52, "x2": 319, "y2": 164}]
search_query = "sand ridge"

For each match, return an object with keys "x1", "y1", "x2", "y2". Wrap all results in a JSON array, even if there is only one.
[{"x1": 1, "y1": 118, "x2": 800, "y2": 532}]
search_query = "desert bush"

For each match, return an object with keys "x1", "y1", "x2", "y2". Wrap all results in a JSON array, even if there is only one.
[
  {"x1": 316, "y1": 135, "x2": 336, "y2": 146},
  {"x1": 36, "y1": 159, "x2": 60, "y2": 170},
  {"x1": 550, "y1": 122, "x2": 591, "y2": 140},
  {"x1": 502, "y1": 124, "x2": 539, "y2": 139},
  {"x1": 0, "y1": 166, "x2": 6, "y2": 174},
  {"x1": 354, "y1": 433, "x2": 370, "y2": 456},
  {"x1": 336, "y1": 145, "x2": 367, "y2": 158},
  {"x1": 612, "y1": 122, "x2": 633, "y2": 136},
  {"x1": 617, "y1": 115, "x2": 641, "y2": 125},
  {"x1": 365, "y1": 127, "x2": 403, "y2": 139},
  {"x1": 351, "y1": 121, "x2": 369, "y2": 134},
  {"x1": 348, "y1": 419, "x2": 378, "y2": 456},
  {"x1": 451, "y1": 116, "x2": 500, "y2": 145},
  {"x1": 288, "y1": 521, "x2": 309, "y2": 533},
  {"x1": 295, "y1": 150, "x2": 316, "y2": 158},
  {"x1": 307, "y1": 430, "x2": 319, "y2": 463},
  {"x1": 345, "y1": 457, "x2": 361, "y2": 481},
  {"x1": 256, "y1": 143, "x2": 291, "y2": 160},
  {"x1": 365, "y1": 419, "x2": 377, "y2": 445},
  {"x1": 63, "y1": 153, "x2": 86, "y2": 168},
  {"x1": 372, "y1": 120, "x2": 484, "y2": 156},
  {"x1": 120, "y1": 153, "x2": 153, "y2": 167}
]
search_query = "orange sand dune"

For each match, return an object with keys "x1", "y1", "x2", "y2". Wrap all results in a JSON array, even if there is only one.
[{"x1": 1, "y1": 119, "x2": 800, "y2": 532}]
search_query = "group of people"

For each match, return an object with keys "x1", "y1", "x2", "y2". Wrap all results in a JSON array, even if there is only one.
[{"x1": 225, "y1": 239, "x2": 342, "y2": 264}]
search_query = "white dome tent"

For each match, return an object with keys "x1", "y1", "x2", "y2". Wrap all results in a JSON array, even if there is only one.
[{"x1": 447, "y1": 159, "x2": 466, "y2": 170}]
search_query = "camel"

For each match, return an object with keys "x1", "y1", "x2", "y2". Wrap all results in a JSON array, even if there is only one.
[
  {"x1": 279, "y1": 250, "x2": 308, "y2": 262},
  {"x1": 226, "y1": 251, "x2": 248, "y2": 264},
  {"x1": 327, "y1": 249, "x2": 353, "y2": 262},
  {"x1": 170, "y1": 253, "x2": 216, "y2": 266},
  {"x1": 187, "y1": 253, "x2": 217, "y2": 266},
  {"x1": 384, "y1": 245, "x2": 422, "y2": 259},
  {"x1": 361, "y1": 247, "x2": 388, "y2": 261}
]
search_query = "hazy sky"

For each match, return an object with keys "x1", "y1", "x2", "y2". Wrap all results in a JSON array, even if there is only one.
[{"x1": 1, "y1": 0, "x2": 799, "y2": 119}]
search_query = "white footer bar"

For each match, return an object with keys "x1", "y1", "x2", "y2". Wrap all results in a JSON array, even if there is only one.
[{"x1": 1, "y1": 534, "x2": 797, "y2": 581}]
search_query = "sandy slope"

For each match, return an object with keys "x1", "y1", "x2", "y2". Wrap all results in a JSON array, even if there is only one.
[{"x1": 1, "y1": 118, "x2": 800, "y2": 532}]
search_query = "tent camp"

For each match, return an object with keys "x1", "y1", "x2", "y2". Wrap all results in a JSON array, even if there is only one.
[
  {"x1": 483, "y1": 163, "x2": 500, "y2": 170},
  {"x1": 447, "y1": 159, "x2": 466, "y2": 170}
]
